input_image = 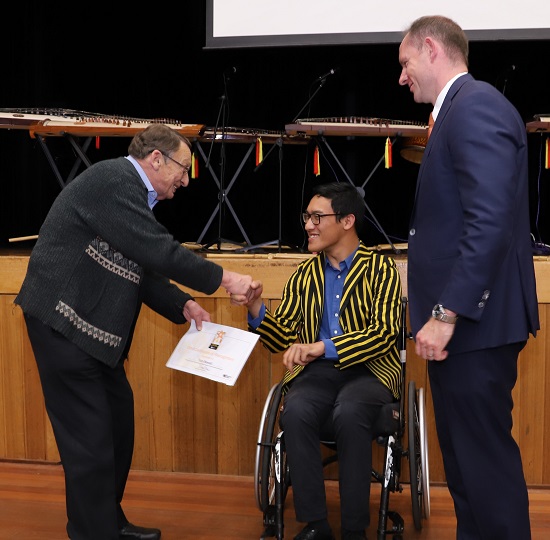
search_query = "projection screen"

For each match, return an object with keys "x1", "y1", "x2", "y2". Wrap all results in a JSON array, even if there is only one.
[{"x1": 206, "y1": 1, "x2": 550, "y2": 49}]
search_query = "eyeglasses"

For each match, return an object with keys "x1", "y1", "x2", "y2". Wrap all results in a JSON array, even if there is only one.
[
  {"x1": 160, "y1": 152, "x2": 189, "y2": 175},
  {"x1": 302, "y1": 212, "x2": 340, "y2": 225}
]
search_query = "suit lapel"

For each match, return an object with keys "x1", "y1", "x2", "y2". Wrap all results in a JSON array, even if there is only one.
[{"x1": 410, "y1": 74, "x2": 473, "y2": 222}]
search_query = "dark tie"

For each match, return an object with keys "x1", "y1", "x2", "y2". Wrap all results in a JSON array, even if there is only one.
[{"x1": 427, "y1": 112, "x2": 435, "y2": 139}]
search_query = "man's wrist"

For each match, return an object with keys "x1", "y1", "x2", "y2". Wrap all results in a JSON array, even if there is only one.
[
  {"x1": 432, "y1": 304, "x2": 458, "y2": 324},
  {"x1": 248, "y1": 301, "x2": 265, "y2": 326}
]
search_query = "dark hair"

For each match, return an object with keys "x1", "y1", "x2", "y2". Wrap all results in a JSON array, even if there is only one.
[
  {"x1": 128, "y1": 124, "x2": 192, "y2": 159},
  {"x1": 404, "y1": 15, "x2": 468, "y2": 68},
  {"x1": 312, "y1": 182, "x2": 365, "y2": 232}
]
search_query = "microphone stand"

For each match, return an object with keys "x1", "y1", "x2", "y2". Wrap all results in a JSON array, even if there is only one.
[
  {"x1": 201, "y1": 71, "x2": 251, "y2": 251},
  {"x1": 291, "y1": 75, "x2": 331, "y2": 123},
  {"x1": 247, "y1": 73, "x2": 331, "y2": 178},
  {"x1": 293, "y1": 69, "x2": 400, "y2": 253},
  {"x1": 238, "y1": 73, "x2": 334, "y2": 253}
]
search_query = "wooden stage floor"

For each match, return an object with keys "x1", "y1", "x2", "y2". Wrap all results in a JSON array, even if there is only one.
[{"x1": 1, "y1": 461, "x2": 549, "y2": 539}]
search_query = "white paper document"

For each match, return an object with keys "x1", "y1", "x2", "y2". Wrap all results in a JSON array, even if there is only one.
[{"x1": 166, "y1": 321, "x2": 260, "y2": 386}]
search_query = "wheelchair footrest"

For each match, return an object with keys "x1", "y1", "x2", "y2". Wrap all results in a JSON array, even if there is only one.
[
  {"x1": 261, "y1": 524, "x2": 277, "y2": 539},
  {"x1": 262, "y1": 505, "x2": 284, "y2": 539},
  {"x1": 377, "y1": 510, "x2": 404, "y2": 538}
]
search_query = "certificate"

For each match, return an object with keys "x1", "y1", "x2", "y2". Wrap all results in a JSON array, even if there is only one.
[{"x1": 166, "y1": 321, "x2": 260, "y2": 386}]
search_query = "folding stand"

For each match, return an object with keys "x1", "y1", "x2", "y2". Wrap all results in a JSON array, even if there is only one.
[
  {"x1": 195, "y1": 140, "x2": 253, "y2": 248},
  {"x1": 317, "y1": 134, "x2": 402, "y2": 254},
  {"x1": 200, "y1": 68, "x2": 253, "y2": 251},
  {"x1": 36, "y1": 134, "x2": 93, "y2": 188},
  {"x1": 236, "y1": 137, "x2": 300, "y2": 253}
]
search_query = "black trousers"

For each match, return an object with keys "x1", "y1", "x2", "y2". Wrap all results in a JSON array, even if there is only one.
[
  {"x1": 429, "y1": 342, "x2": 531, "y2": 540},
  {"x1": 281, "y1": 360, "x2": 394, "y2": 531},
  {"x1": 24, "y1": 314, "x2": 134, "y2": 540}
]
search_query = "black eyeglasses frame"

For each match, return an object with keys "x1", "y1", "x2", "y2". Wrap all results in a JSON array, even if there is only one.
[{"x1": 301, "y1": 212, "x2": 341, "y2": 225}]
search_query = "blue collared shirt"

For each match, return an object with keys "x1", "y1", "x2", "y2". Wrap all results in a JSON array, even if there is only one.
[
  {"x1": 125, "y1": 155, "x2": 158, "y2": 209},
  {"x1": 319, "y1": 249, "x2": 355, "y2": 359}
]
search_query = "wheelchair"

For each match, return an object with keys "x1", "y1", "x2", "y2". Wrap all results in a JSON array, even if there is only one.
[{"x1": 254, "y1": 297, "x2": 430, "y2": 540}]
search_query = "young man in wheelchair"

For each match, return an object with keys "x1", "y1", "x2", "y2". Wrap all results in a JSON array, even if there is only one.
[{"x1": 231, "y1": 182, "x2": 403, "y2": 540}]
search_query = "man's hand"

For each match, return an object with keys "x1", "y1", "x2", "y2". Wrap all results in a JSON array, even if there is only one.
[
  {"x1": 221, "y1": 270, "x2": 253, "y2": 296},
  {"x1": 183, "y1": 300, "x2": 211, "y2": 331},
  {"x1": 282, "y1": 342, "x2": 325, "y2": 370},
  {"x1": 415, "y1": 317, "x2": 455, "y2": 361},
  {"x1": 230, "y1": 280, "x2": 264, "y2": 318}
]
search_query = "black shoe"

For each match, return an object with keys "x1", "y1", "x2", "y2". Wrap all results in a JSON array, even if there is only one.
[
  {"x1": 341, "y1": 530, "x2": 367, "y2": 540},
  {"x1": 294, "y1": 524, "x2": 335, "y2": 540},
  {"x1": 119, "y1": 523, "x2": 161, "y2": 540}
]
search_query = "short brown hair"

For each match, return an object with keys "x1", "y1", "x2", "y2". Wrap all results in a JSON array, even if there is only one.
[
  {"x1": 404, "y1": 15, "x2": 468, "y2": 68},
  {"x1": 128, "y1": 124, "x2": 191, "y2": 159}
]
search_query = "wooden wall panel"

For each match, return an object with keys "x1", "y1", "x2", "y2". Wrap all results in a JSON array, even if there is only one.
[
  {"x1": 514, "y1": 305, "x2": 549, "y2": 484},
  {"x1": 1, "y1": 253, "x2": 550, "y2": 488},
  {"x1": 543, "y1": 306, "x2": 550, "y2": 484},
  {"x1": 0, "y1": 295, "x2": 26, "y2": 459}
]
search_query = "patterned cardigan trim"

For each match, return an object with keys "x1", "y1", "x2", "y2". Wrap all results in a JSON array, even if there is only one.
[
  {"x1": 86, "y1": 236, "x2": 142, "y2": 284},
  {"x1": 56, "y1": 301, "x2": 123, "y2": 348}
]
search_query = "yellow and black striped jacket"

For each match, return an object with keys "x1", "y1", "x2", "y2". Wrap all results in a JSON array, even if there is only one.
[{"x1": 253, "y1": 243, "x2": 403, "y2": 399}]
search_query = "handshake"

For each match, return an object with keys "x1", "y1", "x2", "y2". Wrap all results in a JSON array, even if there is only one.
[
  {"x1": 222, "y1": 270, "x2": 263, "y2": 312},
  {"x1": 184, "y1": 271, "x2": 263, "y2": 330}
]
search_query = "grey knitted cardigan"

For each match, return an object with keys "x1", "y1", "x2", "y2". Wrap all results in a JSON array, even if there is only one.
[{"x1": 15, "y1": 157, "x2": 223, "y2": 367}]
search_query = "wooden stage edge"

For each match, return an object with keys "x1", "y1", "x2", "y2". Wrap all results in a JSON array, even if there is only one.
[{"x1": 1, "y1": 248, "x2": 550, "y2": 303}]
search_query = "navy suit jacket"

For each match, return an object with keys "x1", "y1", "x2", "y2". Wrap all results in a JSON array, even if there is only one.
[{"x1": 407, "y1": 73, "x2": 539, "y2": 353}]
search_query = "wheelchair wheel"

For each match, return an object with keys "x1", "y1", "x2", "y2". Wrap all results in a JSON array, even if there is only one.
[
  {"x1": 417, "y1": 387, "x2": 431, "y2": 519},
  {"x1": 254, "y1": 382, "x2": 289, "y2": 512},
  {"x1": 407, "y1": 380, "x2": 422, "y2": 530}
]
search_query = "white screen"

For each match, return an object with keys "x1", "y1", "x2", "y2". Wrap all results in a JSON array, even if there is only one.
[{"x1": 206, "y1": 1, "x2": 550, "y2": 48}]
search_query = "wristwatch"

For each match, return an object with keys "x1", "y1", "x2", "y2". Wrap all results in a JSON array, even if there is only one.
[{"x1": 432, "y1": 304, "x2": 458, "y2": 324}]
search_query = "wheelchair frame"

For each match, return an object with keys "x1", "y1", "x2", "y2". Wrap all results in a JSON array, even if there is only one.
[{"x1": 254, "y1": 297, "x2": 430, "y2": 540}]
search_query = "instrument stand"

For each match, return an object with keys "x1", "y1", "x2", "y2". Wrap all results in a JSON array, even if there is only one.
[
  {"x1": 318, "y1": 135, "x2": 402, "y2": 254},
  {"x1": 195, "y1": 140, "x2": 253, "y2": 249},
  {"x1": 200, "y1": 76, "x2": 251, "y2": 251},
  {"x1": 36, "y1": 134, "x2": 94, "y2": 189},
  {"x1": 236, "y1": 138, "x2": 300, "y2": 253}
]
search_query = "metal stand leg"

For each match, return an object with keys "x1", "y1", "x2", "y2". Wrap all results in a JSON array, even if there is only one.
[
  {"x1": 318, "y1": 135, "x2": 402, "y2": 254},
  {"x1": 195, "y1": 141, "x2": 253, "y2": 248},
  {"x1": 36, "y1": 134, "x2": 93, "y2": 189},
  {"x1": 237, "y1": 138, "x2": 300, "y2": 253}
]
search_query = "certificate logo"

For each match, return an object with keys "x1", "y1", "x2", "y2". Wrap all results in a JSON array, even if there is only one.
[{"x1": 209, "y1": 330, "x2": 226, "y2": 350}]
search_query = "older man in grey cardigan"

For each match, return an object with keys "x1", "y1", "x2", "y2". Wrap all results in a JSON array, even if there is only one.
[{"x1": 16, "y1": 124, "x2": 253, "y2": 540}]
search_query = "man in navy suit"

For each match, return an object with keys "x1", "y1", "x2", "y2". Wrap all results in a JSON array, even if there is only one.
[{"x1": 398, "y1": 15, "x2": 539, "y2": 540}]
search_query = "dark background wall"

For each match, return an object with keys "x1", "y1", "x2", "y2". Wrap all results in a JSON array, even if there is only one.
[{"x1": 1, "y1": 4, "x2": 549, "y2": 252}]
